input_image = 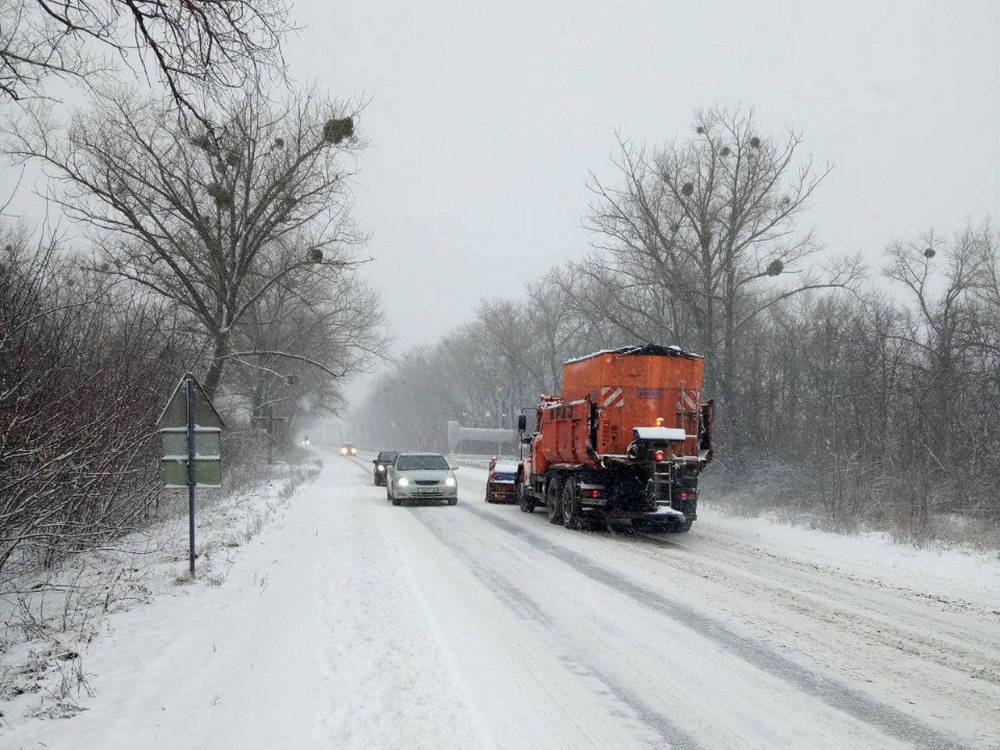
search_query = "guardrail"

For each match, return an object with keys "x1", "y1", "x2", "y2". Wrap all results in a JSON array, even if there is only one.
[{"x1": 448, "y1": 454, "x2": 522, "y2": 470}]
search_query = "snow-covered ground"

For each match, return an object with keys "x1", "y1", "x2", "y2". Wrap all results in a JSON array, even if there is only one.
[{"x1": 2, "y1": 454, "x2": 998, "y2": 749}]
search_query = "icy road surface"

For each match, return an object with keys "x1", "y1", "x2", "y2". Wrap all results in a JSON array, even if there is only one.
[{"x1": 7, "y1": 456, "x2": 999, "y2": 749}]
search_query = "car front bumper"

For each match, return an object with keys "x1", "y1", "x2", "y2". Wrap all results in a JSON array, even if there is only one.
[{"x1": 392, "y1": 484, "x2": 457, "y2": 500}]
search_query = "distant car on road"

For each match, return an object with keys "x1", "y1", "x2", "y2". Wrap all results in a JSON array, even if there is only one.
[
  {"x1": 372, "y1": 450, "x2": 399, "y2": 486},
  {"x1": 386, "y1": 452, "x2": 458, "y2": 506},
  {"x1": 340, "y1": 443, "x2": 358, "y2": 456}
]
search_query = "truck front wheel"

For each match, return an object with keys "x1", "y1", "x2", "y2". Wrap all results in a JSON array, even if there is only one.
[{"x1": 545, "y1": 477, "x2": 563, "y2": 525}]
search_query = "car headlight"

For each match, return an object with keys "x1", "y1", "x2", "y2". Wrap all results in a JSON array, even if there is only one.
[
  {"x1": 444, "y1": 476, "x2": 456, "y2": 487},
  {"x1": 350, "y1": 448, "x2": 357, "y2": 455},
  {"x1": 340, "y1": 448, "x2": 347, "y2": 455},
  {"x1": 377, "y1": 465, "x2": 385, "y2": 472},
  {"x1": 397, "y1": 477, "x2": 409, "y2": 487}
]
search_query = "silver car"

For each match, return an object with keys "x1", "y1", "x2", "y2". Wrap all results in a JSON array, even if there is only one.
[{"x1": 386, "y1": 452, "x2": 458, "y2": 506}]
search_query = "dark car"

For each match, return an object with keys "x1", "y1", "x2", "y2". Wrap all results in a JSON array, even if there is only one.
[{"x1": 372, "y1": 450, "x2": 399, "y2": 486}]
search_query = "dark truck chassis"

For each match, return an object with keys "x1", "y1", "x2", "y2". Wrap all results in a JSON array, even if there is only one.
[{"x1": 517, "y1": 459, "x2": 699, "y2": 532}]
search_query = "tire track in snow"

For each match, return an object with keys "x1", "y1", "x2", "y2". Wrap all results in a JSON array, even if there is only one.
[
  {"x1": 656, "y1": 529, "x2": 1000, "y2": 636},
  {"x1": 628, "y1": 531, "x2": 1000, "y2": 688},
  {"x1": 339, "y1": 456, "x2": 663, "y2": 749},
  {"x1": 458, "y1": 503, "x2": 974, "y2": 750},
  {"x1": 619, "y1": 530, "x2": 1000, "y2": 742},
  {"x1": 411, "y1": 509, "x2": 702, "y2": 750},
  {"x1": 342, "y1": 455, "x2": 983, "y2": 747},
  {"x1": 448, "y1": 464, "x2": 999, "y2": 735},
  {"x1": 311, "y1": 465, "x2": 491, "y2": 750}
]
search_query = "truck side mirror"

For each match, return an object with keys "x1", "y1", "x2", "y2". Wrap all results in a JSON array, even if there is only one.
[{"x1": 517, "y1": 414, "x2": 527, "y2": 432}]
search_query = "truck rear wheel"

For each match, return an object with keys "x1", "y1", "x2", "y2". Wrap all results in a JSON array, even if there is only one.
[
  {"x1": 545, "y1": 477, "x2": 563, "y2": 525},
  {"x1": 562, "y1": 480, "x2": 582, "y2": 530}
]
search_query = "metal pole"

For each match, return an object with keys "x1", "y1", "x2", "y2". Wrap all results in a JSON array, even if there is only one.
[{"x1": 186, "y1": 375, "x2": 196, "y2": 577}]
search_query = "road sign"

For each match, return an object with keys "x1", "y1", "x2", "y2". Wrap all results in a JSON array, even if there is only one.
[
  {"x1": 157, "y1": 374, "x2": 224, "y2": 488},
  {"x1": 158, "y1": 376, "x2": 225, "y2": 429},
  {"x1": 159, "y1": 428, "x2": 223, "y2": 488},
  {"x1": 157, "y1": 373, "x2": 225, "y2": 576}
]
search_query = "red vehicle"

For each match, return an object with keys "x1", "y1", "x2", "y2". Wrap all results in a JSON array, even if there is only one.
[
  {"x1": 516, "y1": 344, "x2": 713, "y2": 532},
  {"x1": 485, "y1": 459, "x2": 520, "y2": 503}
]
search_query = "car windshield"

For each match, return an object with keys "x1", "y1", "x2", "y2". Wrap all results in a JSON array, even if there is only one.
[
  {"x1": 377, "y1": 452, "x2": 399, "y2": 462},
  {"x1": 395, "y1": 454, "x2": 449, "y2": 471}
]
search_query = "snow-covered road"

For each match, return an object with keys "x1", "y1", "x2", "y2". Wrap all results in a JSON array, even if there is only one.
[{"x1": 7, "y1": 456, "x2": 999, "y2": 749}]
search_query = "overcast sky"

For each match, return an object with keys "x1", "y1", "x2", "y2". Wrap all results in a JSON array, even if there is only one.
[{"x1": 284, "y1": 0, "x2": 999, "y2": 357}]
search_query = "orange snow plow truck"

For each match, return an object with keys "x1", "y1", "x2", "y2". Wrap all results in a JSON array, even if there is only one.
[{"x1": 515, "y1": 345, "x2": 713, "y2": 532}]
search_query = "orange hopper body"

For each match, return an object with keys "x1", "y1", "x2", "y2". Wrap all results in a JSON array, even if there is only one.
[{"x1": 532, "y1": 346, "x2": 707, "y2": 473}]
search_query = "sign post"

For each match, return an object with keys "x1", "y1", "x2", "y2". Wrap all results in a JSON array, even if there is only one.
[
  {"x1": 158, "y1": 373, "x2": 224, "y2": 578},
  {"x1": 185, "y1": 376, "x2": 196, "y2": 576}
]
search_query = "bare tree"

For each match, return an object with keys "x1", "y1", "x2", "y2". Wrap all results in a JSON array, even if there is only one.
[
  {"x1": 523, "y1": 268, "x2": 592, "y2": 393},
  {"x1": 0, "y1": 0, "x2": 289, "y2": 110},
  {"x1": 884, "y1": 229, "x2": 988, "y2": 497},
  {"x1": 475, "y1": 297, "x2": 536, "y2": 420},
  {"x1": 355, "y1": 346, "x2": 459, "y2": 451},
  {"x1": 0, "y1": 226, "x2": 195, "y2": 577},
  {"x1": 584, "y1": 106, "x2": 862, "y2": 418},
  {"x1": 7, "y1": 86, "x2": 367, "y2": 396},
  {"x1": 970, "y1": 222, "x2": 1000, "y2": 356},
  {"x1": 561, "y1": 259, "x2": 683, "y2": 346},
  {"x1": 226, "y1": 250, "x2": 386, "y2": 433}
]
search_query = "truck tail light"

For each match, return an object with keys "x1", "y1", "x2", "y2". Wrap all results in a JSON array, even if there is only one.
[
  {"x1": 654, "y1": 449, "x2": 665, "y2": 462},
  {"x1": 582, "y1": 488, "x2": 605, "y2": 499},
  {"x1": 677, "y1": 491, "x2": 688, "y2": 501}
]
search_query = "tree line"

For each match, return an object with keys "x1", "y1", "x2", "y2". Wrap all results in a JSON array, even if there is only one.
[
  {"x1": 1, "y1": 4, "x2": 384, "y2": 581},
  {"x1": 353, "y1": 107, "x2": 1000, "y2": 544}
]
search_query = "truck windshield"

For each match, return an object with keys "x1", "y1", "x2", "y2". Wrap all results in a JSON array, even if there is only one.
[{"x1": 396, "y1": 455, "x2": 449, "y2": 471}]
